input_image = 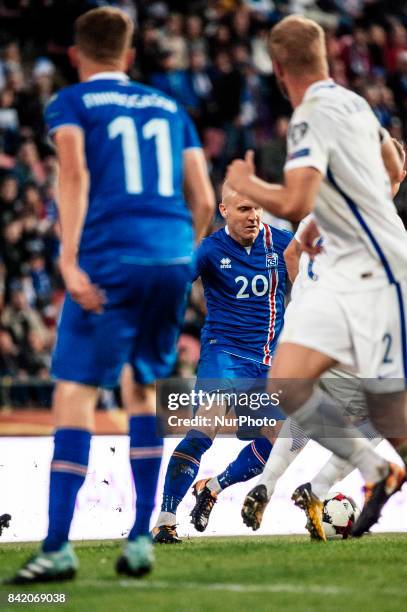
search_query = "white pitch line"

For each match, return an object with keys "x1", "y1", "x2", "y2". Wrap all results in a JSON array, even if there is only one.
[{"x1": 78, "y1": 580, "x2": 344, "y2": 595}]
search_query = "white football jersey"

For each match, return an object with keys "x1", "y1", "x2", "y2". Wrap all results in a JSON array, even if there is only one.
[{"x1": 285, "y1": 79, "x2": 407, "y2": 292}]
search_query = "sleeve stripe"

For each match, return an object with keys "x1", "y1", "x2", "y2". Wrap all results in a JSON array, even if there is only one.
[
  {"x1": 48, "y1": 123, "x2": 84, "y2": 135},
  {"x1": 287, "y1": 148, "x2": 311, "y2": 161}
]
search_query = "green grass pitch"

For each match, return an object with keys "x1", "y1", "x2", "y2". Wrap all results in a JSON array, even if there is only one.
[{"x1": 1, "y1": 535, "x2": 407, "y2": 612}]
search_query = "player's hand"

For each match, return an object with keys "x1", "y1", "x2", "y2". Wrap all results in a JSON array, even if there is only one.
[
  {"x1": 226, "y1": 150, "x2": 255, "y2": 193},
  {"x1": 59, "y1": 259, "x2": 106, "y2": 313},
  {"x1": 298, "y1": 219, "x2": 323, "y2": 256}
]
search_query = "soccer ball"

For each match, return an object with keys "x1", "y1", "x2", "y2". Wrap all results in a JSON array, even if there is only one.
[{"x1": 322, "y1": 492, "x2": 360, "y2": 539}]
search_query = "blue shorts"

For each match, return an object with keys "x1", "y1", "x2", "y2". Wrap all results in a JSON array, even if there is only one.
[
  {"x1": 195, "y1": 343, "x2": 285, "y2": 437},
  {"x1": 52, "y1": 258, "x2": 192, "y2": 387}
]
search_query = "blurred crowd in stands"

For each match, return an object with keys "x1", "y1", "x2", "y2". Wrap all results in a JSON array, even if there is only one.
[{"x1": 0, "y1": 0, "x2": 406, "y2": 405}]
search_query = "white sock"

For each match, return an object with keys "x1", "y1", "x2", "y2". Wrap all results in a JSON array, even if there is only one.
[
  {"x1": 207, "y1": 476, "x2": 222, "y2": 494},
  {"x1": 155, "y1": 511, "x2": 177, "y2": 527},
  {"x1": 293, "y1": 388, "x2": 388, "y2": 483},
  {"x1": 258, "y1": 419, "x2": 308, "y2": 498},
  {"x1": 311, "y1": 435, "x2": 382, "y2": 500},
  {"x1": 311, "y1": 453, "x2": 350, "y2": 499}
]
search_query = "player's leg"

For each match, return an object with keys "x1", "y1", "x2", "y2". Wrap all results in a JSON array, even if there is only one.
[
  {"x1": 117, "y1": 366, "x2": 162, "y2": 574},
  {"x1": 350, "y1": 388, "x2": 407, "y2": 536},
  {"x1": 252, "y1": 368, "x2": 369, "y2": 522},
  {"x1": 8, "y1": 270, "x2": 144, "y2": 583},
  {"x1": 274, "y1": 345, "x2": 403, "y2": 535},
  {"x1": 8, "y1": 381, "x2": 97, "y2": 584},
  {"x1": 301, "y1": 381, "x2": 382, "y2": 508},
  {"x1": 291, "y1": 374, "x2": 381, "y2": 536},
  {"x1": 117, "y1": 263, "x2": 194, "y2": 560},
  {"x1": 44, "y1": 382, "x2": 96, "y2": 551},
  {"x1": 7, "y1": 290, "x2": 113, "y2": 584},
  {"x1": 205, "y1": 438, "x2": 273, "y2": 496},
  {"x1": 268, "y1": 285, "x2": 406, "y2": 537},
  {"x1": 153, "y1": 401, "x2": 224, "y2": 542},
  {"x1": 189, "y1": 359, "x2": 283, "y2": 532},
  {"x1": 154, "y1": 341, "x2": 249, "y2": 541},
  {"x1": 191, "y1": 436, "x2": 273, "y2": 532},
  {"x1": 295, "y1": 419, "x2": 382, "y2": 538},
  {"x1": 242, "y1": 418, "x2": 309, "y2": 530},
  {"x1": 309, "y1": 427, "x2": 382, "y2": 501}
]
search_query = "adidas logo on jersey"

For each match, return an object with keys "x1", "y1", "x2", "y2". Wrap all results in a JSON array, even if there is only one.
[{"x1": 220, "y1": 258, "x2": 232, "y2": 269}]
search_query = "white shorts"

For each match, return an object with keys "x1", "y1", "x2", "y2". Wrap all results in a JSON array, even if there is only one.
[{"x1": 280, "y1": 281, "x2": 407, "y2": 384}]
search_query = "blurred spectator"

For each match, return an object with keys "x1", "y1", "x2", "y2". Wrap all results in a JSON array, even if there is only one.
[
  {"x1": 330, "y1": 58, "x2": 349, "y2": 87},
  {"x1": 149, "y1": 47, "x2": 199, "y2": 113},
  {"x1": 14, "y1": 140, "x2": 46, "y2": 187},
  {"x1": 23, "y1": 182, "x2": 44, "y2": 218},
  {"x1": 163, "y1": 12, "x2": 188, "y2": 69},
  {"x1": 388, "y1": 51, "x2": 407, "y2": 128},
  {"x1": 28, "y1": 253, "x2": 52, "y2": 310},
  {"x1": 0, "y1": 327, "x2": 19, "y2": 377},
  {"x1": 251, "y1": 23, "x2": 273, "y2": 75},
  {"x1": 2, "y1": 220, "x2": 25, "y2": 284},
  {"x1": 210, "y1": 50, "x2": 246, "y2": 166},
  {"x1": 341, "y1": 27, "x2": 372, "y2": 79},
  {"x1": 368, "y1": 25, "x2": 387, "y2": 71},
  {"x1": 19, "y1": 330, "x2": 50, "y2": 378},
  {"x1": 364, "y1": 84, "x2": 393, "y2": 128},
  {"x1": 187, "y1": 49, "x2": 214, "y2": 129},
  {"x1": 185, "y1": 14, "x2": 208, "y2": 55},
  {"x1": 231, "y1": 5, "x2": 252, "y2": 46},
  {"x1": 386, "y1": 21, "x2": 407, "y2": 73},
  {"x1": 0, "y1": 174, "x2": 22, "y2": 227},
  {"x1": 258, "y1": 116, "x2": 289, "y2": 183},
  {"x1": 136, "y1": 20, "x2": 164, "y2": 77},
  {"x1": 0, "y1": 88, "x2": 19, "y2": 154},
  {"x1": 1, "y1": 281, "x2": 49, "y2": 349}
]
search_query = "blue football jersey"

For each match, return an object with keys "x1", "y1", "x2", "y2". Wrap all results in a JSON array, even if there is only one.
[
  {"x1": 195, "y1": 224, "x2": 293, "y2": 364},
  {"x1": 45, "y1": 72, "x2": 201, "y2": 263}
]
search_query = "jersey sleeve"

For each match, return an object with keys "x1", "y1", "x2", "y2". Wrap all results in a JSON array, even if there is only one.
[
  {"x1": 180, "y1": 108, "x2": 201, "y2": 150},
  {"x1": 192, "y1": 240, "x2": 209, "y2": 281},
  {"x1": 285, "y1": 108, "x2": 331, "y2": 176},
  {"x1": 45, "y1": 88, "x2": 84, "y2": 137},
  {"x1": 379, "y1": 126, "x2": 391, "y2": 144},
  {"x1": 294, "y1": 213, "x2": 314, "y2": 242}
]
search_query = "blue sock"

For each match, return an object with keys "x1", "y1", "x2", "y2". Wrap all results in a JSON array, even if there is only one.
[
  {"x1": 43, "y1": 428, "x2": 91, "y2": 552},
  {"x1": 161, "y1": 429, "x2": 212, "y2": 514},
  {"x1": 217, "y1": 438, "x2": 272, "y2": 490},
  {"x1": 128, "y1": 415, "x2": 163, "y2": 539}
]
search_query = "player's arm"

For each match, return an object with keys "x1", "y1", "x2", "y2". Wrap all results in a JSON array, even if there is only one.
[
  {"x1": 227, "y1": 151, "x2": 322, "y2": 222},
  {"x1": 54, "y1": 127, "x2": 105, "y2": 312},
  {"x1": 284, "y1": 237, "x2": 302, "y2": 283},
  {"x1": 183, "y1": 148, "x2": 216, "y2": 243},
  {"x1": 55, "y1": 127, "x2": 88, "y2": 263}
]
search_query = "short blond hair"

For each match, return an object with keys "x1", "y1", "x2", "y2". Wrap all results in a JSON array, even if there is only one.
[
  {"x1": 75, "y1": 7, "x2": 134, "y2": 63},
  {"x1": 269, "y1": 15, "x2": 328, "y2": 77}
]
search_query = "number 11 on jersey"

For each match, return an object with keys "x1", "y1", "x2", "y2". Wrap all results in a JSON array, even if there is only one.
[{"x1": 108, "y1": 116, "x2": 174, "y2": 197}]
